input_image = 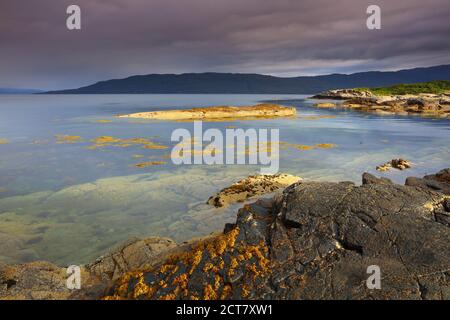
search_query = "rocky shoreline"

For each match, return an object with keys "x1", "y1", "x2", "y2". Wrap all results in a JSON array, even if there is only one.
[
  {"x1": 311, "y1": 89, "x2": 450, "y2": 118},
  {"x1": 1, "y1": 169, "x2": 449, "y2": 300},
  {"x1": 117, "y1": 104, "x2": 296, "y2": 121}
]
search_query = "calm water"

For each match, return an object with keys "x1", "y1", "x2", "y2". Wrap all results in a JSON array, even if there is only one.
[{"x1": 0, "y1": 94, "x2": 449, "y2": 265}]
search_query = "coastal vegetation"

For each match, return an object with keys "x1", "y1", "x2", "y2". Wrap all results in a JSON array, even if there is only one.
[
  {"x1": 356, "y1": 80, "x2": 450, "y2": 95},
  {"x1": 312, "y1": 82, "x2": 450, "y2": 117}
]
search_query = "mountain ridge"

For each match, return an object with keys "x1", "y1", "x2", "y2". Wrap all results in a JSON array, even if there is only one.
[
  {"x1": 0, "y1": 88, "x2": 43, "y2": 94},
  {"x1": 43, "y1": 65, "x2": 450, "y2": 94}
]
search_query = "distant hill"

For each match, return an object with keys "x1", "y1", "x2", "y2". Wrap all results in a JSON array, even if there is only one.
[
  {"x1": 43, "y1": 65, "x2": 450, "y2": 94},
  {"x1": 0, "y1": 88, "x2": 43, "y2": 94}
]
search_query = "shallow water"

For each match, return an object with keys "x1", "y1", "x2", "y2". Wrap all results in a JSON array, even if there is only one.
[{"x1": 0, "y1": 94, "x2": 449, "y2": 265}]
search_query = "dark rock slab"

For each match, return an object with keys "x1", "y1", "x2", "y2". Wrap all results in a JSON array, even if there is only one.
[
  {"x1": 362, "y1": 173, "x2": 393, "y2": 185},
  {"x1": 107, "y1": 173, "x2": 450, "y2": 300},
  {"x1": 405, "y1": 168, "x2": 450, "y2": 195}
]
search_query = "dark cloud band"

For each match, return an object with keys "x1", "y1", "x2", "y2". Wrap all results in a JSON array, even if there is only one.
[{"x1": 1, "y1": 0, "x2": 449, "y2": 89}]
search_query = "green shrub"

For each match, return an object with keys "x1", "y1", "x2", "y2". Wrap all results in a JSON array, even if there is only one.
[{"x1": 356, "y1": 80, "x2": 450, "y2": 95}]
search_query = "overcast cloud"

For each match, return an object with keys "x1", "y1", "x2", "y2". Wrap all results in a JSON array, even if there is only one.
[{"x1": 1, "y1": 0, "x2": 449, "y2": 89}]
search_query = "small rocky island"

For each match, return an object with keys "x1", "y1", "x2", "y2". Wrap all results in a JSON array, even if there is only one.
[
  {"x1": 311, "y1": 81, "x2": 450, "y2": 118},
  {"x1": 118, "y1": 104, "x2": 296, "y2": 121},
  {"x1": 1, "y1": 169, "x2": 449, "y2": 300}
]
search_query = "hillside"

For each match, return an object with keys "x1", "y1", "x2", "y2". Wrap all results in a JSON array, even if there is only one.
[{"x1": 43, "y1": 65, "x2": 450, "y2": 94}]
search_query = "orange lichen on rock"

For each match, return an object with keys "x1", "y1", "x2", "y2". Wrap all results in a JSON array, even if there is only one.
[
  {"x1": 103, "y1": 225, "x2": 272, "y2": 300},
  {"x1": 241, "y1": 284, "x2": 251, "y2": 298},
  {"x1": 203, "y1": 284, "x2": 218, "y2": 300},
  {"x1": 118, "y1": 104, "x2": 296, "y2": 121},
  {"x1": 220, "y1": 284, "x2": 232, "y2": 299}
]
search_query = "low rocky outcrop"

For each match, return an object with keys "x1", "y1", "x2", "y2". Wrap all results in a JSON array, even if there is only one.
[
  {"x1": 117, "y1": 104, "x2": 296, "y2": 121},
  {"x1": 376, "y1": 159, "x2": 411, "y2": 172},
  {"x1": 106, "y1": 171, "x2": 450, "y2": 300},
  {"x1": 312, "y1": 89, "x2": 375, "y2": 100},
  {"x1": 207, "y1": 174, "x2": 301, "y2": 207},
  {"x1": 311, "y1": 89, "x2": 450, "y2": 118}
]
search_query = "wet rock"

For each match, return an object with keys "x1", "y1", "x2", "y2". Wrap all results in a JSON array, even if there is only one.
[
  {"x1": 0, "y1": 236, "x2": 177, "y2": 300},
  {"x1": 86, "y1": 237, "x2": 177, "y2": 281},
  {"x1": 362, "y1": 173, "x2": 393, "y2": 185},
  {"x1": 405, "y1": 168, "x2": 450, "y2": 195},
  {"x1": 107, "y1": 170, "x2": 450, "y2": 300},
  {"x1": 207, "y1": 174, "x2": 301, "y2": 207},
  {"x1": 376, "y1": 158, "x2": 411, "y2": 171},
  {"x1": 0, "y1": 261, "x2": 100, "y2": 300}
]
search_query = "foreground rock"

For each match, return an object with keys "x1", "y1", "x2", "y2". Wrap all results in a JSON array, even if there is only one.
[
  {"x1": 117, "y1": 104, "x2": 296, "y2": 121},
  {"x1": 207, "y1": 174, "x2": 301, "y2": 207},
  {"x1": 0, "y1": 237, "x2": 177, "y2": 300},
  {"x1": 2, "y1": 170, "x2": 449, "y2": 300},
  {"x1": 376, "y1": 158, "x2": 412, "y2": 172},
  {"x1": 106, "y1": 171, "x2": 450, "y2": 300},
  {"x1": 312, "y1": 89, "x2": 450, "y2": 118},
  {"x1": 405, "y1": 168, "x2": 450, "y2": 195},
  {"x1": 361, "y1": 172, "x2": 393, "y2": 185}
]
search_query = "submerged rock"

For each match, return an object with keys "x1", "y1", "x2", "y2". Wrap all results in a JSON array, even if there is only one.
[
  {"x1": 207, "y1": 174, "x2": 301, "y2": 207},
  {"x1": 107, "y1": 171, "x2": 450, "y2": 300}
]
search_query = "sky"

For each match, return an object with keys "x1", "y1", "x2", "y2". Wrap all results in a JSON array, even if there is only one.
[{"x1": 1, "y1": 0, "x2": 450, "y2": 90}]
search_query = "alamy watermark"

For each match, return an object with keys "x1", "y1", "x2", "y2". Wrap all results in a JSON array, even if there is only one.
[
  {"x1": 367, "y1": 5, "x2": 381, "y2": 30},
  {"x1": 170, "y1": 121, "x2": 279, "y2": 175},
  {"x1": 66, "y1": 265, "x2": 81, "y2": 290},
  {"x1": 66, "y1": 5, "x2": 81, "y2": 30},
  {"x1": 366, "y1": 265, "x2": 381, "y2": 289},
  {"x1": 66, "y1": 5, "x2": 381, "y2": 31}
]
